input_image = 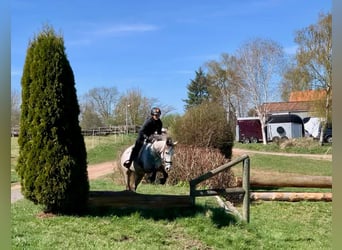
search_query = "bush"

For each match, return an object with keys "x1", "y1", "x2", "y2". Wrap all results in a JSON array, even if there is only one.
[
  {"x1": 170, "y1": 102, "x2": 234, "y2": 158},
  {"x1": 16, "y1": 26, "x2": 89, "y2": 214},
  {"x1": 168, "y1": 145, "x2": 236, "y2": 189}
]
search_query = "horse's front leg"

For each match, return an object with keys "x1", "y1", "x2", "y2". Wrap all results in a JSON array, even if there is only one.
[
  {"x1": 134, "y1": 170, "x2": 145, "y2": 191},
  {"x1": 158, "y1": 167, "x2": 168, "y2": 185},
  {"x1": 148, "y1": 170, "x2": 157, "y2": 183}
]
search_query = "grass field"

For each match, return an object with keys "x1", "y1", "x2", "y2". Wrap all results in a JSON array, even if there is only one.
[
  {"x1": 11, "y1": 135, "x2": 332, "y2": 249},
  {"x1": 11, "y1": 178, "x2": 332, "y2": 249}
]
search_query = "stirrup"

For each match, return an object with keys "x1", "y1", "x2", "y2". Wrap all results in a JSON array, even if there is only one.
[{"x1": 123, "y1": 160, "x2": 131, "y2": 168}]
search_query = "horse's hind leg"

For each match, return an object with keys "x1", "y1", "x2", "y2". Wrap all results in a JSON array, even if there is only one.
[{"x1": 123, "y1": 169, "x2": 134, "y2": 191}]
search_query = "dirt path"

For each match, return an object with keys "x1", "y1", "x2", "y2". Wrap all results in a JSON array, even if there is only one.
[
  {"x1": 87, "y1": 161, "x2": 117, "y2": 179},
  {"x1": 11, "y1": 161, "x2": 118, "y2": 203},
  {"x1": 11, "y1": 149, "x2": 331, "y2": 203}
]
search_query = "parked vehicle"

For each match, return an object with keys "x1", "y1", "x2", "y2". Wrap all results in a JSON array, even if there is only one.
[
  {"x1": 235, "y1": 117, "x2": 263, "y2": 143},
  {"x1": 266, "y1": 114, "x2": 305, "y2": 142},
  {"x1": 303, "y1": 117, "x2": 332, "y2": 143},
  {"x1": 236, "y1": 114, "x2": 305, "y2": 144},
  {"x1": 323, "y1": 126, "x2": 332, "y2": 143},
  {"x1": 303, "y1": 116, "x2": 322, "y2": 138}
]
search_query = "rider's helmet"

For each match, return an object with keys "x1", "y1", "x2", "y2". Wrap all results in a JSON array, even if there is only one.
[{"x1": 151, "y1": 107, "x2": 161, "y2": 117}]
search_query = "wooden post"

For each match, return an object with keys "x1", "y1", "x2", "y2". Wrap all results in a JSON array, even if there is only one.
[
  {"x1": 189, "y1": 154, "x2": 250, "y2": 223},
  {"x1": 242, "y1": 156, "x2": 250, "y2": 223}
]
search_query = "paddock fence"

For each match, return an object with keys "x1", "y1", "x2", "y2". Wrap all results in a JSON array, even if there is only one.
[{"x1": 11, "y1": 125, "x2": 140, "y2": 137}]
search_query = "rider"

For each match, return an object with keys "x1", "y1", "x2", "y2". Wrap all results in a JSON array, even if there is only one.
[{"x1": 123, "y1": 107, "x2": 163, "y2": 168}]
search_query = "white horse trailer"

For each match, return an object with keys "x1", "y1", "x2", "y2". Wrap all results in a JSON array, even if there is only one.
[{"x1": 266, "y1": 114, "x2": 305, "y2": 142}]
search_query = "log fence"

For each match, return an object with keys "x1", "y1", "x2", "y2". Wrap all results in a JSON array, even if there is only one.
[{"x1": 189, "y1": 154, "x2": 250, "y2": 223}]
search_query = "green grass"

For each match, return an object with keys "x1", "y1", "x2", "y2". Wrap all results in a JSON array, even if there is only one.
[
  {"x1": 11, "y1": 137, "x2": 20, "y2": 183},
  {"x1": 11, "y1": 178, "x2": 332, "y2": 249},
  {"x1": 234, "y1": 138, "x2": 332, "y2": 154},
  {"x1": 85, "y1": 134, "x2": 136, "y2": 164},
  {"x1": 248, "y1": 154, "x2": 332, "y2": 176}
]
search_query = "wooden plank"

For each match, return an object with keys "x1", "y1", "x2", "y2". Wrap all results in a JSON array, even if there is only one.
[
  {"x1": 190, "y1": 155, "x2": 249, "y2": 186},
  {"x1": 88, "y1": 191, "x2": 194, "y2": 209},
  {"x1": 215, "y1": 196, "x2": 242, "y2": 220},
  {"x1": 193, "y1": 187, "x2": 245, "y2": 197}
]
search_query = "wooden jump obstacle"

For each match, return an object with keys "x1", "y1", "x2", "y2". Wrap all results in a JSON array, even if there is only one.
[
  {"x1": 87, "y1": 155, "x2": 251, "y2": 223},
  {"x1": 88, "y1": 190, "x2": 193, "y2": 209},
  {"x1": 190, "y1": 154, "x2": 251, "y2": 223},
  {"x1": 88, "y1": 191, "x2": 194, "y2": 209},
  {"x1": 88, "y1": 153, "x2": 331, "y2": 224},
  {"x1": 236, "y1": 175, "x2": 332, "y2": 188}
]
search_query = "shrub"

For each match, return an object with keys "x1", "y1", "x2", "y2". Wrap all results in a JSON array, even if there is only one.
[
  {"x1": 168, "y1": 145, "x2": 236, "y2": 189},
  {"x1": 16, "y1": 26, "x2": 89, "y2": 214},
  {"x1": 170, "y1": 102, "x2": 234, "y2": 158}
]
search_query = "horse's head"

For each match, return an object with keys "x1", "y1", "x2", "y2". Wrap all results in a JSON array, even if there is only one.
[{"x1": 152, "y1": 136, "x2": 177, "y2": 172}]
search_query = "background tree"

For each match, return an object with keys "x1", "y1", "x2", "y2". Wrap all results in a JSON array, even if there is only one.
[
  {"x1": 114, "y1": 87, "x2": 174, "y2": 126},
  {"x1": 11, "y1": 88, "x2": 21, "y2": 128},
  {"x1": 16, "y1": 26, "x2": 89, "y2": 214},
  {"x1": 183, "y1": 67, "x2": 210, "y2": 110},
  {"x1": 84, "y1": 86, "x2": 119, "y2": 126},
  {"x1": 205, "y1": 53, "x2": 246, "y2": 133},
  {"x1": 79, "y1": 103, "x2": 104, "y2": 129},
  {"x1": 162, "y1": 113, "x2": 181, "y2": 131},
  {"x1": 280, "y1": 64, "x2": 312, "y2": 101},
  {"x1": 237, "y1": 38, "x2": 285, "y2": 144},
  {"x1": 115, "y1": 88, "x2": 154, "y2": 126},
  {"x1": 294, "y1": 12, "x2": 332, "y2": 144}
]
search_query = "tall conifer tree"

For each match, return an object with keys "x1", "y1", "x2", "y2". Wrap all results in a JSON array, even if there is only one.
[
  {"x1": 17, "y1": 26, "x2": 89, "y2": 214},
  {"x1": 184, "y1": 68, "x2": 210, "y2": 110}
]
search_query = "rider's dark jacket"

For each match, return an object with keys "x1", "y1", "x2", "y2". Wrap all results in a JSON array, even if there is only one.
[
  {"x1": 138, "y1": 117, "x2": 163, "y2": 141},
  {"x1": 128, "y1": 116, "x2": 163, "y2": 162}
]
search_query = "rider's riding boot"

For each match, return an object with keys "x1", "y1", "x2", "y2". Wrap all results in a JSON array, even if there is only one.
[
  {"x1": 123, "y1": 160, "x2": 132, "y2": 168},
  {"x1": 124, "y1": 144, "x2": 141, "y2": 168}
]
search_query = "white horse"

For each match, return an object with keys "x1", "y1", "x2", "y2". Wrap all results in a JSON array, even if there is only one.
[{"x1": 120, "y1": 136, "x2": 177, "y2": 192}]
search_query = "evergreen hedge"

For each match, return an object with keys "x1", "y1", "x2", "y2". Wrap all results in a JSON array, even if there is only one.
[{"x1": 16, "y1": 26, "x2": 89, "y2": 214}]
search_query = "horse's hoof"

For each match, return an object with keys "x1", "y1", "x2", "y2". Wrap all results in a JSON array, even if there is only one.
[{"x1": 159, "y1": 178, "x2": 166, "y2": 185}]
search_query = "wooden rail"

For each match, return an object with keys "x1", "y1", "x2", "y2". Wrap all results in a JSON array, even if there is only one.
[
  {"x1": 88, "y1": 191, "x2": 193, "y2": 209},
  {"x1": 11, "y1": 125, "x2": 140, "y2": 137},
  {"x1": 190, "y1": 154, "x2": 250, "y2": 223}
]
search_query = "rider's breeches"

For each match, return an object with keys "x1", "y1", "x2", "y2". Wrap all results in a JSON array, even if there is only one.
[{"x1": 129, "y1": 138, "x2": 144, "y2": 161}]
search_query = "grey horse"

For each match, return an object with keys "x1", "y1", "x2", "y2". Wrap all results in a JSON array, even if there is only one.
[{"x1": 120, "y1": 136, "x2": 177, "y2": 192}]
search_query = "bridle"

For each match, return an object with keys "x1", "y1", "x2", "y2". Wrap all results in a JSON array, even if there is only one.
[{"x1": 151, "y1": 139, "x2": 174, "y2": 170}]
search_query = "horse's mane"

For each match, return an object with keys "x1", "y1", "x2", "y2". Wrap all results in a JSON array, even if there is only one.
[{"x1": 151, "y1": 134, "x2": 174, "y2": 146}]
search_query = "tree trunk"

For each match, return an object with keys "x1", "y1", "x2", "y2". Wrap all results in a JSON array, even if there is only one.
[
  {"x1": 236, "y1": 175, "x2": 332, "y2": 188},
  {"x1": 250, "y1": 192, "x2": 332, "y2": 201}
]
